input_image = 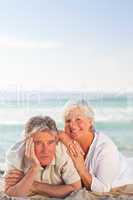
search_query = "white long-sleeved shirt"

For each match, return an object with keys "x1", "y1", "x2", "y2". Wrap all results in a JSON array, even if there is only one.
[{"x1": 85, "y1": 132, "x2": 133, "y2": 192}]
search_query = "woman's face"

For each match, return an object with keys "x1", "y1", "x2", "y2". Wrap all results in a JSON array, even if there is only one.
[
  {"x1": 65, "y1": 107, "x2": 92, "y2": 141},
  {"x1": 33, "y1": 131, "x2": 56, "y2": 166}
]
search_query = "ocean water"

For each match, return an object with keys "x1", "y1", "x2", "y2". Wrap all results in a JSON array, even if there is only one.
[{"x1": 0, "y1": 91, "x2": 133, "y2": 163}]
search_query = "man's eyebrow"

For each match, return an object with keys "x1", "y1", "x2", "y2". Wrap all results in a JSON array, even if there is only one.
[
  {"x1": 34, "y1": 139, "x2": 42, "y2": 142},
  {"x1": 47, "y1": 138, "x2": 55, "y2": 141}
]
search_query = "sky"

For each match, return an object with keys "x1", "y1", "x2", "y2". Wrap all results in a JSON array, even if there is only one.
[{"x1": 0, "y1": 0, "x2": 133, "y2": 92}]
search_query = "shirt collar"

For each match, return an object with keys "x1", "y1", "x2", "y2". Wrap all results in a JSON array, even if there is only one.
[
  {"x1": 49, "y1": 156, "x2": 56, "y2": 166},
  {"x1": 85, "y1": 131, "x2": 99, "y2": 165}
]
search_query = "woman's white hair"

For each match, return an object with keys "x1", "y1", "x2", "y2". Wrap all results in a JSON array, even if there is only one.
[{"x1": 63, "y1": 99, "x2": 94, "y2": 122}]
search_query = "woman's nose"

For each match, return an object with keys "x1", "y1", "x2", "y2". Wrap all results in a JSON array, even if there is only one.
[{"x1": 70, "y1": 120, "x2": 77, "y2": 128}]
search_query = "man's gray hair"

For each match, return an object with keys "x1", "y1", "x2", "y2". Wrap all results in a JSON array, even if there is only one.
[
  {"x1": 24, "y1": 116, "x2": 58, "y2": 137},
  {"x1": 63, "y1": 99, "x2": 94, "y2": 122}
]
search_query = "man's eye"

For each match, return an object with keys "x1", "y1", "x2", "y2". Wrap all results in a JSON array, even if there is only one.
[
  {"x1": 48, "y1": 140, "x2": 55, "y2": 145},
  {"x1": 34, "y1": 141, "x2": 41, "y2": 145},
  {"x1": 76, "y1": 118, "x2": 81, "y2": 121}
]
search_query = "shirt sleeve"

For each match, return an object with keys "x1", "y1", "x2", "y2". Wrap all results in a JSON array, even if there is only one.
[
  {"x1": 4, "y1": 141, "x2": 25, "y2": 176},
  {"x1": 90, "y1": 142, "x2": 120, "y2": 192},
  {"x1": 60, "y1": 153, "x2": 81, "y2": 184}
]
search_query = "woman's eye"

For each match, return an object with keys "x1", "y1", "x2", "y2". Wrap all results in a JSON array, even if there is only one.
[
  {"x1": 66, "y1": 119, "x2": 71, "y2": 123},
  {"x1": 76, "y1": 118, "x2": 81, "y2": 121}
]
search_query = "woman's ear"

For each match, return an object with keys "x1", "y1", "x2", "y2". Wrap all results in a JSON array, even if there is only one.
[{"x1": 88, "y1": 118, "x2": 93, "y2": 130}]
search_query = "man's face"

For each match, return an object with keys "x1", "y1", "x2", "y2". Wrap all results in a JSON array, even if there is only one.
[{"x1": 33, "y1": 131, "x2": 56, "y2": 166}]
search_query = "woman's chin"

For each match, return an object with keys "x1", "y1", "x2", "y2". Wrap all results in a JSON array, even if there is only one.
[{"x1": 71, "y1": 134, "x2": 79, "y2": 140}]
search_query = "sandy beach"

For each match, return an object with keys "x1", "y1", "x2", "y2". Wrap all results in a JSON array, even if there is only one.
[
  {"x1": 1, "y1": 150, "x2": 133, "y2": 200},
  {"x1": 1, "y1": 172, "x2": 133, "y2": 200},
  {"x1": 0, "y1": 142, "x2": 133, "y2": 200}
]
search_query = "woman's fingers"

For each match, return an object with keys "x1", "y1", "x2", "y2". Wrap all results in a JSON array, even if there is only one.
[
  {"x1": 68, "y1": 142, "x2": 78, "y2": 157},
  {"x1": 68, "y1": 140, "x2": 84, "y2": 158},
  {"x1": 73, "y1": 141, "x2": 85, "y2": 156}
]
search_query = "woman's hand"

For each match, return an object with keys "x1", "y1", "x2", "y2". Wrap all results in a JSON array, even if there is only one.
[
  {"x1": 58, "y1": 131, "x2": 85, "y2": 171},
  {"x1": 68, "y1": 140, "x2": 85, "y2": 157},
  {"x1": 25, "y1": 137, "x2": 40, "y2": 168},
  {"x1": 58, "y1": 131, "x2": 72, "y2": 147},
  {"x1": 67, "y1": 141, "x2": 86, "y2": 174}
]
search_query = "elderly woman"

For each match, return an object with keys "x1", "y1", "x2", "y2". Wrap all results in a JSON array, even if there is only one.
[
  {"x1": 4, "y1": 116, "x2": 81, "y2": 198},
  {"x1": 59, "y1": 100, "x2": 133, "y2": 193}
]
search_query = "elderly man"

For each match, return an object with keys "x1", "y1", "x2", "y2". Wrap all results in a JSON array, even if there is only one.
[{"x1": 4, "y1": 116, "x2": 81, "y2": 198}]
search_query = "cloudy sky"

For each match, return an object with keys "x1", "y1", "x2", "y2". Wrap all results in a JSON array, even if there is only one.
[{"x1": 0, "y1": 0, "x2": 133, "y2": 91}]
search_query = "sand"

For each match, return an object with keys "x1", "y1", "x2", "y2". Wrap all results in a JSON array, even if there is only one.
[{"x1": 1, "y1": 173, "x2": 133, "y2": 200}]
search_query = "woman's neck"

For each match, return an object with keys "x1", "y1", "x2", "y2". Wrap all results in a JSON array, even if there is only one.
[{"x1": 78, "y1": 131, "x2": 95, "y2": 155}]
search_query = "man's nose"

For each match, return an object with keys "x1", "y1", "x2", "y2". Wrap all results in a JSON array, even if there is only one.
[{"x1": 41, "y1": 143, "x2": 49, "y2": 153}]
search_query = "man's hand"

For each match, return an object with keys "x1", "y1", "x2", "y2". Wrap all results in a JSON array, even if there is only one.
[
  {"x1": 25, "y1": 136, "x2": 41, "y2": 168},
  {"x1": 27, "y1": 189, "x2": 37, "y2": 197},
  {"x1": 4, "y1": 138, "x2": 41, "y2": 197},
  {"x1": 4, "y1": 169, "x2": 24, "y2": 190}
]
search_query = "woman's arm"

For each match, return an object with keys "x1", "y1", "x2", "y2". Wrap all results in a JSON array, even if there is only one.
[
  {"x1": 89, "y1": 143, "x2": 120, "y2": 192},
  {"x1": 68, "y1": 140, "x2": 120, "y2": 192},
  {"x1": 58, "y1": 131, "x2": 72, "y2": 147},
  {"x1": 67, "y1": 143, "x2": 92, "y2": 190},
  {"x1": 59, "y1": 132, "x2": 91, "y2": 189}
]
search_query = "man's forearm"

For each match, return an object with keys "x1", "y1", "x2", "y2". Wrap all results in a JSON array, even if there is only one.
[
  {"x1": 32, "y1": 181, "x2": 80, "y2": 198},
  {"x1": 5, "y1": 166, "x2": 39, "y2": 197}
]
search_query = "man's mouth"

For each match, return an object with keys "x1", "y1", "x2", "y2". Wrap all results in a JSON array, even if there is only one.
[{"x1": 40, "y1": 155, "x2": 50, "y2": 159}]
